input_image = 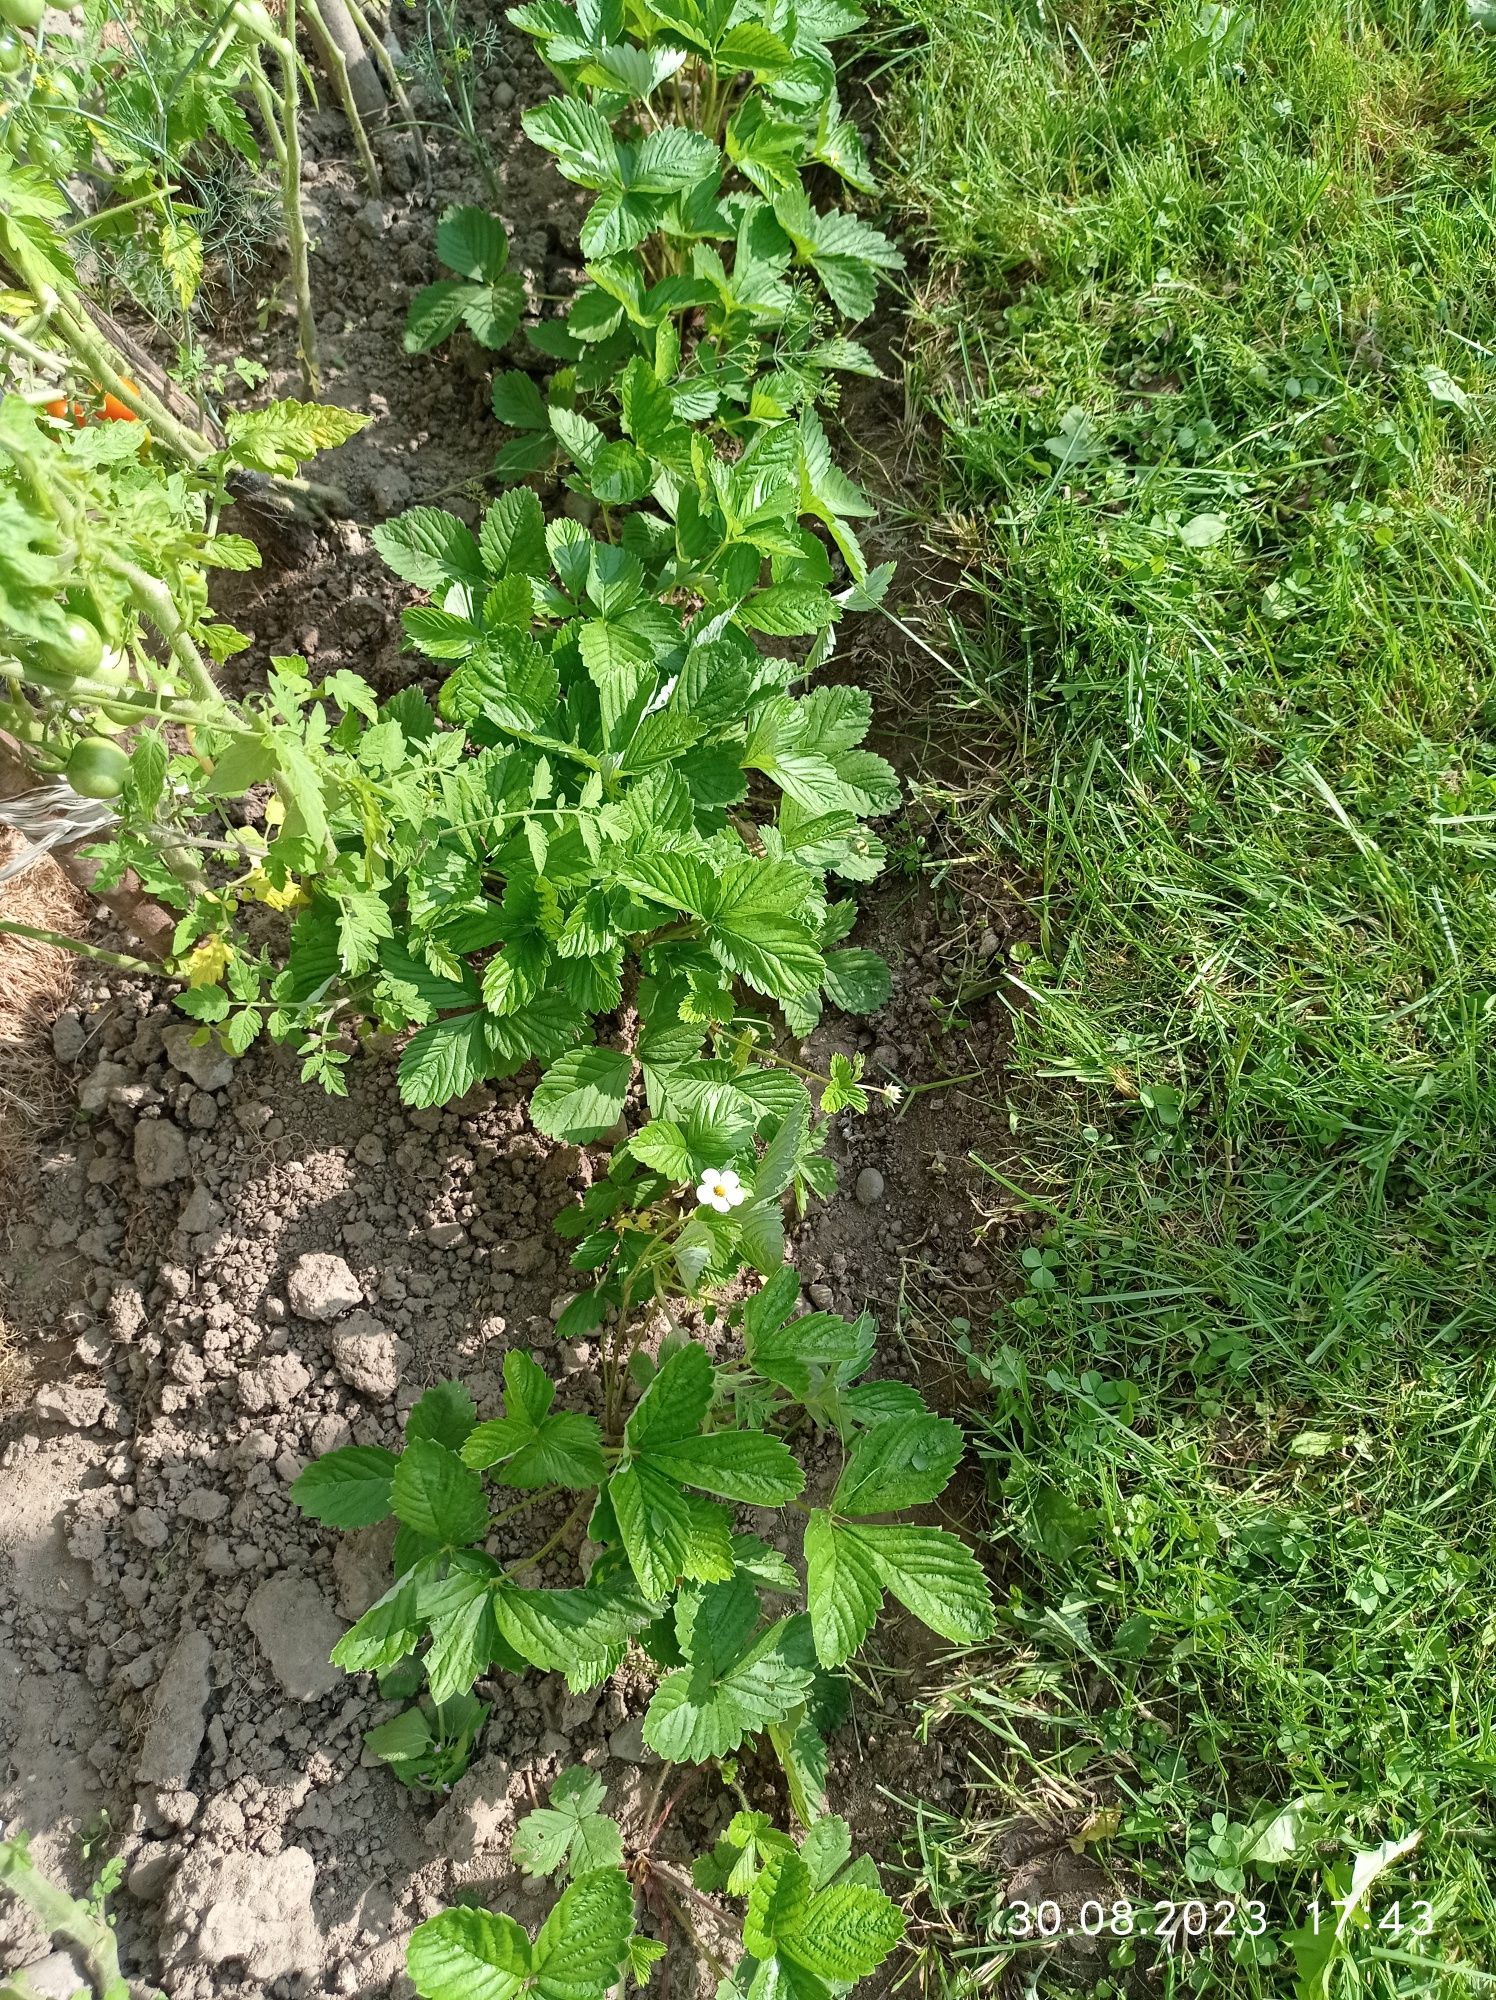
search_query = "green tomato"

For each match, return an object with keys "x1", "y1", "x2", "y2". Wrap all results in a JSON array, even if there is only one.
[
  {"x1": 25, "y1": 125, "x2": 72, "y2": 173},
  {"x1": 0, "y1": 27, "x2": 26, "y2": 71},
  {"x1": 65, "y1": 735, "x2": 130, "y2": 799},
  {"x1": 89, "y1": 646, "x2": 131, "y2": 687},
  {"x1": 37, "y1": 614, "x2": 105, "y2": 679},
  {"x1": 0, "y1": 0, "x2": 43, "y2": 30}
]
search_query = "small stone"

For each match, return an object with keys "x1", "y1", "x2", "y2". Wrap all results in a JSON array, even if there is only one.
[
  {"x1": 135, "y1": 1630, "x2": 213, "y2": 1790},
  {"x1": 134, "y1": 1118, "x2": 189, "y2": 1188},
  {"x1": 152, "y1": 1787, "x2": 200, "y2": 1830},
  {"x1": 243, "y1": 1575, "x2": 348, "y2": 1701},
  {"x1": 332, "y1": 1519, "x2": 397, "y2": 1622},
  {"x1": 493, "y1": 1236, "x2": 545, "y2": 1275},
  {"x1": 422, "y1": 1755, "x2": 516, "y2": 1862},
  {"x1": 178, "y1": 1488, "x2": 229, "y2": 1523},
  {"x1": 608, "y1": 1717, "x2": 656, "y2": 1764},
  {"x1": 35, "y1": 1382, "x2": 107, "y2": 1429},
  {"x1": 854, "y1": 1167, "x2": 885, "y2": 1207},
  {"x1": 122, "y1": 1650, "x2": 158, "y2": 1690},
  {"x1": 178, "y1": 1184, "x2": 225, "y2": 1238},
  {"x1": 354, "y1": 1132, "x2": 386, "y2": 1167},
  {"x1": 310, "y1": 1413, "x2": 352, "y2": 1457},
  {"x1": 127, "y1": 1844, "x2": 179, "y2": 1902},
  {"x1": 286, "y1": 1251, "x2": 363, "y2": 1321},
  {"x1": 236, "y1": 1353, "x2": 312, "y2": 1414},
  {"x1": 162, "y1": 1022, "x2": 235, "y2": 1091},
  {"x1": 426, "y1": 1220, "x2": 467, "y2": 1250},
  {"x1": 78, "y1": 1060, "x2": 132, "y2": 1114},
  {"x1": 51, "y1": 1010, "x2": 87, "y2": 1063},
  {"x1": 330, "y1": 1310, "x2": 410, "y2": 1399},
  {"x1": 108, "y1": 1284, "x2": 148, "y2": 1340},
  {"x1": 128, "y1": 1506, "x2": 170, "y2": 1550}
]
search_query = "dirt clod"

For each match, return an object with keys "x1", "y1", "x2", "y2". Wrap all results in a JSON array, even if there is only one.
[
  {"x1": 286, "y1": 1251, "x2": 364, "y2": 1322},
  {"x1": 244, "y1": 1575, "x2": 348, "y2": 1701}
]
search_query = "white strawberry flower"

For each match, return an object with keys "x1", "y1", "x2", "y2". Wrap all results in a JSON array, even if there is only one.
[{"x1": 695, "y1": 1166, "x2": 747, "y2": 1213}]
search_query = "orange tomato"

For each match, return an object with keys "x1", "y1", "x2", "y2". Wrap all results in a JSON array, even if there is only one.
[{"x1": 42, "y1": 376, "x2": 139, "y2": 424}]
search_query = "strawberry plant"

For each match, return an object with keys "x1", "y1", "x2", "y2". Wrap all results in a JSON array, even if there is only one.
[
  {"x1": 405, "y1": 206, "x2": 529, "y2": 356},
  {"x1": 297, "y1": 1308, "x2": 965, "y2": 1996},
  {"x1": 291, "y1": 1288, "x2": 994, "y2": 1826},
  {"x1": 408, "y1": 1783, "x2": 905, "y2": 2000},
  {"x1": 1, "y1": 2, "x2": 968, "y2": 1992},
  {"x1": 493, "y1": 0, "x2": 900, "y2": 478}
]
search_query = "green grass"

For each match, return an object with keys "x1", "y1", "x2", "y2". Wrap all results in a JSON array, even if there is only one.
[{"x1": 872, "y1": 1, "x2": 1496, "y2": 1991}]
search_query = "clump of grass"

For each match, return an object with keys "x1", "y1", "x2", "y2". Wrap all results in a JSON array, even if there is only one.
[{"x1": 875, "y1": 0, "x2": 1496, "y2": 1989}]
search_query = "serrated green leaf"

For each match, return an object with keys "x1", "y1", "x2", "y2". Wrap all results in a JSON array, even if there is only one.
[
  {"x1": 494, "y1": 1573, "x2": 656, "y2": 1674},
  {"x1": 405, "y1": 279, "x2": 478, "y2": 353},
  {"x1": 391, "y1": 1437, "x2": 490, "y2": 1546},
  {"x1": 408, "y1": 1905, "x2": 532, "y2": 2000},
  {"x1": 399, "y1": 1012, "x2": 491, "y2": 1108},
  {"x1": 438, "y1": 205, "x2": 511, "y2": 280},
  {"x1": 463, "y1": 273, "x2": 527, "y2": 348},
  {"x1": 745, "y1": 1850, "x2": 813, "y2": 1961},
  {"x1": 292, "y1": 1445, "x2": 398, "y2": 1528},
  {"x1": 223, "y1": 398, "x2": 370, "y2": 477},
  {"x1": 852, "y1": 1523, "x2": 995, "y2": 1645},
  {"x1": 645, "y1": 1430, "x2": 804, "y2": 1506},
  {"x1": 779, "y1": 1878, "x2": 905, "y2": 1980},
  {"x1": 331, "y1": 1577, "x2": 424, "y2": 1674},
  {"x1": 626, "y1": 1340, "x2": 716, "y2": 1450},
  {"x1": 493, "y1": 370, "x2": 551, "y2": 429},
  {"x1": 407, "y1": 1380, "x2": 480, "y2": 1450},
  {"x1": 461, "y1": 1348, "x2": 606, "y2": 1491},
  {"x1": 373, "y1": 507, "x2": 485, "y2": 592},
  {"x1": 610, "y1": 1460, "x2": 734, "y2": 1599},
  {"x1": 803, "y1": 1510, "x2": 883, "y2": 1666},
  {"x1": 513, "y1": 1766, "x2": 624, "y2": 1880},
  {"x1": 644, "y1": 1613, "x2": 816, "y2": 1762},
  {"x1": 629, "y1": 1118, "x2": 696, "y2": 1179},
  {"x1": 753, "y1": 1091, "x2": 810, "y2": 1201},
  {"x1": 740, "y1": 584, "x2": 837, "y2": 636},
  {"x1": 532, "y1": 1868, "x2": 636, "y2": 2000},
  {"x1": 531, "y1": 1045, "x2": 633, "y2": 1142},
  {"x1": 523, "y1": 97, "x2": 620, "y2": 187},
  {"x1": 833, "y1": 1413, "x2": 964, "y2": 1514},
  {"x1": 822, "y1": 948, "x2": 890, "y2": 1014},
  {"x1": 421, "y1": 1560, "x2": 503, "y2": 1700}
]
